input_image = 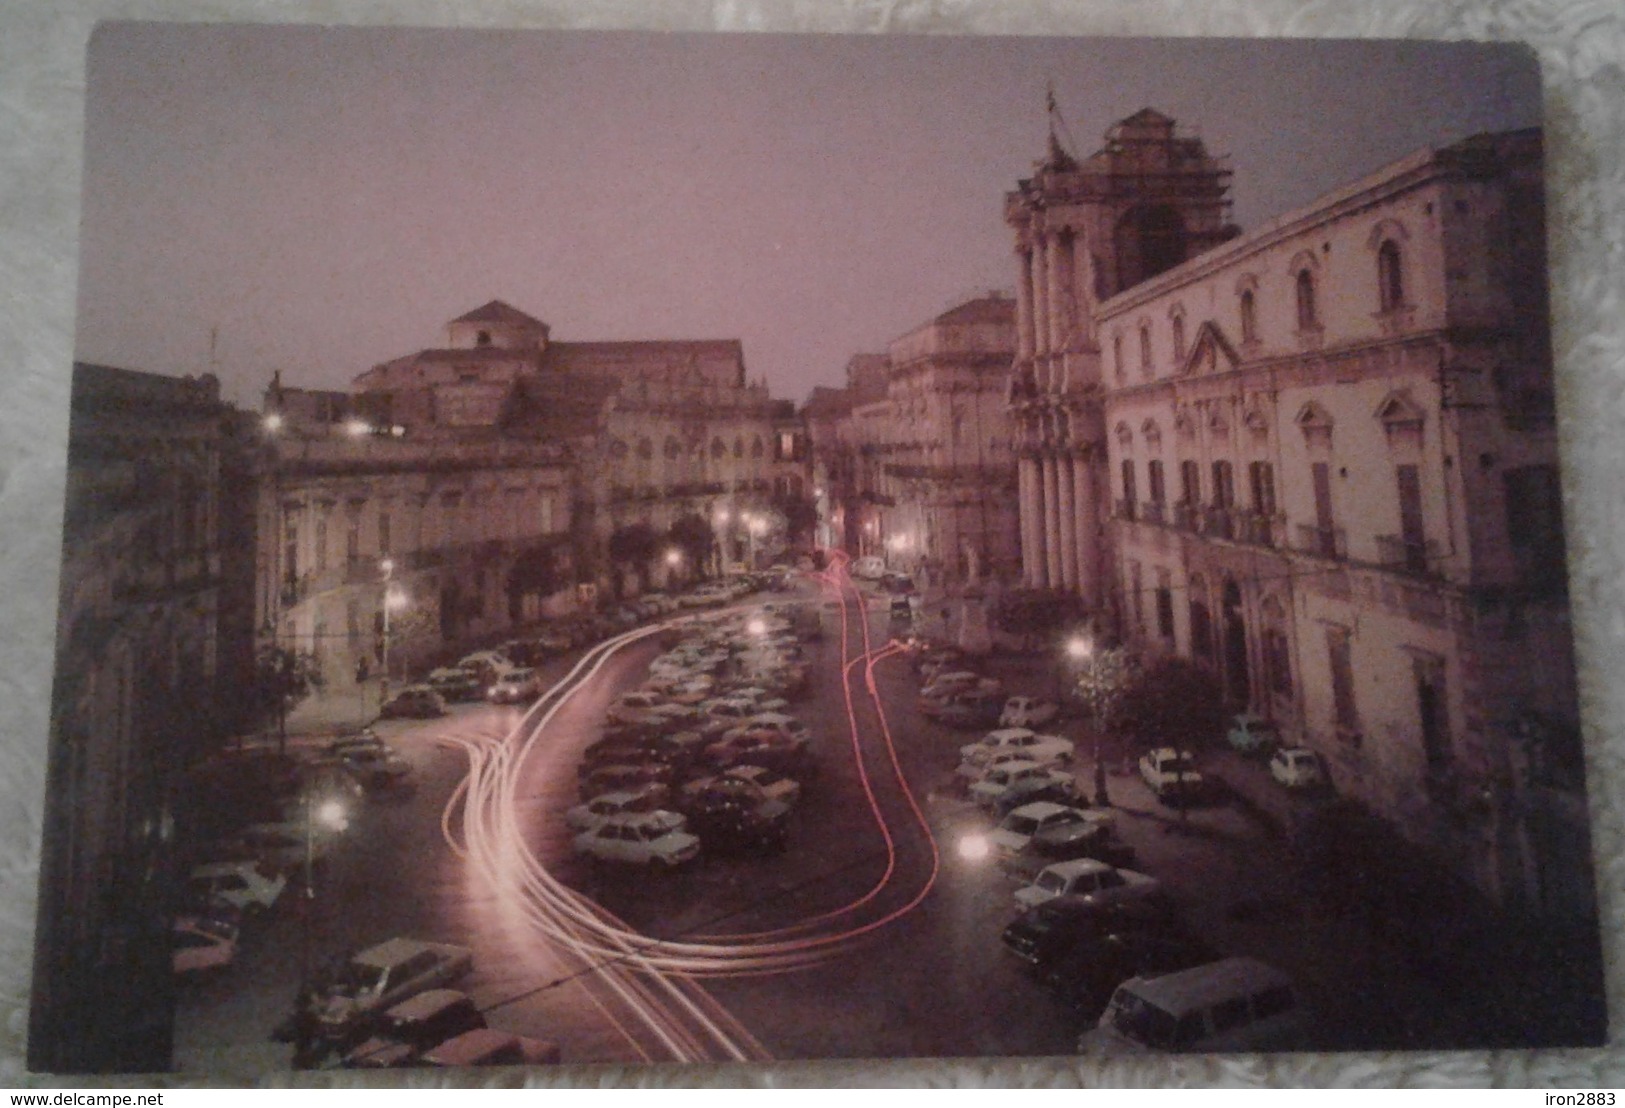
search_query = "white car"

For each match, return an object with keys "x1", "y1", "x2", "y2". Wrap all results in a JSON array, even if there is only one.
[
  {"x1": 986, "y1": 802, "x2": 1115, "y2": 857},
  {"x1": 1000, "y1": 696, "x2": 1060, "y2": 729},
  {"x1": 334, "y1": 745, "x2": 414, "y2": 790},
  {"x1": 957, "y1": 747, "x2": 1066, "y2": 783},
  {"x1": 969, "y1": 760, "x2": 1075, "y2": 811},
  {"x1": 851, "y1": 556, "x2": 886, "y2": 580},
  {"x1": 921, "y1": 670, "x2": 1001, "y2": 701},
  {"x1": 1269, "y1": 747, "x2": 1327, "y2": 789},
  {"x1": 572, "y1": 810, "x2": 701, "y2": 867},
  {"x1": 725, "y1": 712, "x2": 810, "y2": 749},
  {"x1": 188, "y1": 859, "x2": 287, "y2": 913},
  {"x1": 487, "y1": 666, "x2": 542, "y2": 704},
  {"x1": 1013, "y1": 859, "x2": 1163, "y2": 912},
  {"x1": 565, "y1": 784, "x2": 674, "y2": 832},
  {"x1": 172, "y1": 916, "x2": 238, "y2": 976},
  {"x1": 960, "y1": 729, "x2": 1076, "y2": 769},
  {"x1": 1138, "y1": 747, "x2": 1205, "y2": 800}
]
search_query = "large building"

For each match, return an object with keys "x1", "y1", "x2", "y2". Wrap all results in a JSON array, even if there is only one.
[
  {"x1": 262, "y1": 301, "x2": 809, "y2": 684},
  {"x1": 1007, "y1": 111, "x2": 1583, "y2": 911},
  {"x1": 805, "y1": 294, "x2": 1021, "y2": 587},
  {"x1": 32, "y1": 365, "x2": 233, "y2": 1072}
]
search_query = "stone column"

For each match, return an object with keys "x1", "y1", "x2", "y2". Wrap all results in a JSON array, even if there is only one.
[
  {"x1": 1015, "y1": 248, "x2": 1037, "y2": 363},
  {"x1": 1043, "y1": 453, "x2": 1063, "y2": 589},
  {"x1": 1049, "y1": 229, "x2": 1072, "y2": 359},
  {"x1": 1031, "y1": 235, "x2": 1051, "y2": 365},
  {"x1": 1018, "y1": 454, "x2": 1041, "y2": 587},
  {"x1": 1072, "y1": 451, "x2": 1100, "y2": 610},
  {"x1": 1057, "y1": 455, "x2": 1079, "y2": 592}
]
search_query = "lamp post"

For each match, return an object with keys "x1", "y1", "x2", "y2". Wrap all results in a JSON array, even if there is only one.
[
  {"x1": 295, "y1": 790, "x2": 349, "y2": 1068},
  {"x1": 378, "y1": 558, "x2": 407, "y2": 709},
  {"x1": 713, "y1": 507, "x2": 732, "y2": 576},
  {"x1": 1067, "y1": 634, "x2": 1111, "y2": 808},
  {"x1": 664, "y1": 547, "x2": 682, "y2": 589}
]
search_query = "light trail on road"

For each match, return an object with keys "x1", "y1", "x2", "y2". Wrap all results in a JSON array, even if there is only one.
[{"x1": 434, "y1": 556, "x2": 947, "y2": 1061}]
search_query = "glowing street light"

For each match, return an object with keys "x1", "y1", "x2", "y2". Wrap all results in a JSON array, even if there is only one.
[
  {"x1": 343, "y1": 418, "x2": 372, "y2": 438},
  {"x1": 263, "y1": 412, "x2": 285, "y2": 434},
  {"x1": 1065, "y1": 634, "x2": 1112, "y2": 808},
  {"x1": 956, "y1": 832, "x2": 991, "y2": 863},
  {"x1": 296, "y1": 788, "x2": 351, "y2": 1067}
]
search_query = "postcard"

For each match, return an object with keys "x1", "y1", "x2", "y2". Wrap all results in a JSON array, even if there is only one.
[{"x1": 28, "y1": 22, "x2": 1606, "y2": 1075}]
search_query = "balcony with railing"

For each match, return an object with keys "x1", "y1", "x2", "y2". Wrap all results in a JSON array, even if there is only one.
[
  {"x1": 1202, "y1": 506, "x2": 1235, "y2": 541},
  {"x1": 1138, "y1": 500, "x2": 1165, "y2": 526},
  {"x1": 1114, "y1": 498, "x2": 1138, "y2": 523},
  {"x1": 1375, "y1": 535, "x2": 1443, "y2": 577},
  {"x1": 1236, "y1": 512, "x2": 1281, "y2": 549},
  {"x1": 1294, "y1": 523, "x2": 1347, "y2": 560},
  {"x1": 1172, "y1": 502, "x2": 1199, "y2": 532}
]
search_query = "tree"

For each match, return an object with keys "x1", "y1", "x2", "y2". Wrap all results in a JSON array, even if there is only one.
[
  {"x1": 667, "y1": 514, "x2": 716, "y2": 579},
  {"x1": 770, "y1": 491, "x2": 819, "y2": 550},
  {"x1": 253, "y1": 645, "x2": 322, "y2": 756},
  {"x1": 1072, "y1": 646, "x2": 1140, "y2": 738},
  {"x1": 606, "y1": 522, "x2": 659, "y2": 597},
  {"x1": 1119, "y1": 656, "x2": 1226, "y2": 752}
]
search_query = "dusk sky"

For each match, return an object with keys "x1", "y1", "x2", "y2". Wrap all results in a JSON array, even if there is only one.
[{"x1": 74, "y1": 24, "x2": 1541, "y2": 407}]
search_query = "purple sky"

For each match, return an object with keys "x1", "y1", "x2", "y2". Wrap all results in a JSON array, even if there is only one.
[{"x1": 74, "y1": 24, "x2": 1540, "y2": 406}]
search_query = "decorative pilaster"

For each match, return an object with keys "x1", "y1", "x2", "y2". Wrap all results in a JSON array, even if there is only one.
[
  {"x1": 1072, "y1": 451, "x2": 1100, "y2": 610},
  {"x1": 1057, "y1": 455, "x2": 1079, "y2": 592},
  {"x1": 1043, "y1": 452, "x2": 1062, "y2": 589}
]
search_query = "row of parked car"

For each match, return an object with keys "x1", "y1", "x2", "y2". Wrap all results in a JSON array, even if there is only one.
[
  {"x1": 176, "y1": 730, "x2": 416, "y2": 980},
  {"x1": 908, "y1": 638, "x2": 1310, "y2": 1054},
  {"x1": 568, "y1": 602, "x2": 822, "y2": 869},
  {"x1": 273, "y1": 936, "x2": 561, "y2": 1068},
  {"x1": 377, "y1": 574, "x2": 795, "y2": 720}
]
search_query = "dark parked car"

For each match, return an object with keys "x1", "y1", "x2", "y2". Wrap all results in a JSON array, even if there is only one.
[
  {"x1": 1041, "y1": 931, "x2": 1221, "y2": 1019},
  {"x1": 342, "y1": 989, "x2": 486, "y2": 1069},
  {"x1": 684, "y1": 795, "x2": 790, "y2": 856},
  {"x1": 999, "y1": 896, "x2": 1188, "y2": 972}
]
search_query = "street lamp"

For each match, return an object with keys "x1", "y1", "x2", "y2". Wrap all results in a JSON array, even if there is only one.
[
  {"x1": 295, "y1": 789, "x2": 350, "y2": 1068},
  {"x1": 664, "y1": 547, "x2": 682, "y2": 588},
  {"x1": 1066, "y1": 635, "x2": 1111, "y2": 808},
  {"x1": 379, "y1": 558, "x2": 408, "y2": 708}
]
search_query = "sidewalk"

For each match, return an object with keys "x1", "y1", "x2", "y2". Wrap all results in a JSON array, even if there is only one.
[{"x1": 281, "y1": 677, "x2": 383, "y2": 737}]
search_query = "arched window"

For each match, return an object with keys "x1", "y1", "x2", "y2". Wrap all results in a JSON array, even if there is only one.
[
  {"x1": 1139, "y1": 325, "x2": 1152, "y2": 374},
  {"x1": 710, "y1": 437, "x2": 726, "y2": 459},
  {"x1": 1113, "y1": 334, "x2": 1125, "y2": 382},
  {"x1": 733, "y1": 436, "x2": 745, "y2": 458},
  {"x1": 1171, "y1": 313, "x2": 1187, "y2": 362},
  {"x1": 1240, "y1": 289, "x2": 1257, "y2": 342},
  {"x1": 1378, "y1": 240, "x2": 1404, "y2": 311},
  {"x1": 1295, "y1": 270, "x2": 1318, "y2": 330},
  {"x1": 751, "y1": 436, "x2": 764, "y2": 459}
]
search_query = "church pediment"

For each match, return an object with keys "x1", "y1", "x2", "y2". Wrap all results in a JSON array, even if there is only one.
[{"x1": 1178, "y1": 320, "x2": 1241, "y2": 377}]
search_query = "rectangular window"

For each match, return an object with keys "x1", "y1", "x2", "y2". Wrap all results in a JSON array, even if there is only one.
[
  {"x1": 1311, "y1": 462, "x2": 1336, "y2": 557},
  {"x1": 1248, "y1": 461, "x2": 1276, "y2": 517},
  {"x1": 1264, "y1": 627, "x2": 1292, "y2": 695},
  {"x1": 315, "y1": 517, "x2": 328, "y2": 572},
  {"x1": 1211, "y1": 461, "x2": 1234, "y2": 508},
  {"x1": 1148, "y1": 460, "x2": 1166, "y2": 505},
  {"x1": 1414, "y1": 652, "x2": 1452, "y2": 772},
  {"x1": 283, "y1": 518, "x2": 299, "y2": 581},
  {"x1": 1396, "y1": 464, "x2": 1426, "y2": 572},
  {"x1": 1326, "y1": 625, "x2": 1358, "y2": 739},
  {"x1": 346, "y1": 517, "x2": 361, "y2": 564},
  {"x1": 1129, "y1": 561, "x2": 1144, "y2": 633},
  {"x1": 1120, "y1": 459, "x2": 1137, "y2": 507},
  {"x1": 1180, "y1": 460, "x2": 1201, "y2": 505}
]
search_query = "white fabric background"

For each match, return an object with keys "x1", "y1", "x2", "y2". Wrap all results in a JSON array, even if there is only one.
[{"x1": 1, "y1": 0, "x2": 1621, "y2": 1089}]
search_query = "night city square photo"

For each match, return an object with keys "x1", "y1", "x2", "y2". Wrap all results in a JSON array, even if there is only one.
[{"x1": 28, "y1": 23, "x2": 1607, "y2": 1074}]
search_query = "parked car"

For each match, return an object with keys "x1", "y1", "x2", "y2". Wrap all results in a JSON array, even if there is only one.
[
  {"x1": 1043, "y1": 931, "x2": 1222, "y2": 1019},
  {"x1": 572, "y1": 810, "x2": 701, "y2": 868},
  {"x1": 961, "y1": 729, "x2": 1076, "y2": 769},
  {"x1": 216, "y1": 819, "x2": 342, "y2": 875},
  {"x1": 969, "y1": 760, "x2": 1075, "y2": 811},
  {"x1": 1226, "y1": 713, "x2": 1280, "y2": 756},
  {"x1": 379, "y1": 685, "x2": 448, "y2": 720},
  {"x1": 714, "y1": 764, "x2": 801, "y2": 807},
  {"x1": 420, "y1": 1028, "x2": 562, "y2": 1067},
  {"x1": 1138, "y1": 747, "x2": 1207, "y2": 804},
  {"x1": 685, "y1": 794, "x2": 791, "y2": 856},
  {"x1": 999, "y1": 819, "x2": 1137, "y2": 882},
  {"x1": 306, "y1": 937, "x2": 476, "y2": 1045},
  {"x1": 1080, "y1": 957, "x2": 1307, "y2": 1054},
  {"x1": 188, "y1": 859, "x2": 287, "y2": 914},
  {"x1": 333, "y1": 746, "x2": 414, "y2": 791},
  {"x1": 992, "y1": 775, "x2": 1086, "y2": 818},
  {"x1": 986, "y1": 802, "x2": 1114, "y2": 858},
  {"x1": 1000, "y1": 896, "x2": 1186, "y2": 970},
  {"x1": 1000, "y1": 696, "x2": 1060, "y2": 729},
  {"x1": 576, "y1": 762, "x2": 678, "y2": 801},
  {"x1": 487, "y1": 666, "x2": 543, "y2": 705},
  {"x1": 850, "y1": 556, "x2": 886, "y2": 580},
  {"x1": 924, "y1": 689, "x2": 1006, "y2": 730},
  {"x1": 325, "y1": 729, "x2": 390, "y2": 758},
  {"x1": 425, "y1": 666, "x2": 484, "y2": 703},
  {"x1": 1013, "y1": 859, "x2": 1163, "y2": 912},
  {"x1": 921, "y1": 670, "x2": 1002, "y2": 702},
  {"x1": 1269, "y1": 746, "x2": 1327, "y2": 789},
  {"x1": 342, "y1": 988, "x2": 487, "y2": 1069},
  {"x1": 565, "y1": 783, "x2": 676, "y2": 832},
  {"x1": 456, "y1": 650, "x2": 514, "y2": 688},
  {"x1": 171, "y1": 916, "x2": 238, "y2": 976}
]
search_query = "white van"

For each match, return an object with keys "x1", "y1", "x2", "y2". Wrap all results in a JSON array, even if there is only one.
[
  {"x1": 1079, "y1": 957, "x2": 1306, "y2": 1053},
  {"x1": 850, "y1": 556, "x2": 886, "y2": 580}
]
